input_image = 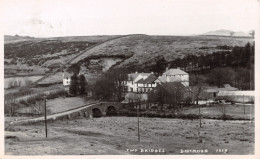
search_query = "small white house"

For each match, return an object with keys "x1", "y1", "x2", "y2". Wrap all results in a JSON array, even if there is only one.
[{"x1": 62, "y1": 72, "x2": 73, "y2": 86}]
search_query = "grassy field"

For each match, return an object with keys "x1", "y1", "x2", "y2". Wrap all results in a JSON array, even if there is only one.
[
  {"x1": 5, "y1": 117, "x2": 254, "y2": 155},
  {"x1": 180, "y1": 104, "x2": 255, "y2": 120},
  {"x1": 4, "y1": 75, "x2": 44, "y2": 89}
]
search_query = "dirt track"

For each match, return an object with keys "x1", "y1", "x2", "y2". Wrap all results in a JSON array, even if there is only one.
[{"x1": 5, "y1": 117, "x2": 254, "y2": 155}]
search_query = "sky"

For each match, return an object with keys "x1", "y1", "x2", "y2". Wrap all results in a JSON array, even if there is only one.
[{"x1": 0, "y1": 0, "x2": 259, "y2": 37}]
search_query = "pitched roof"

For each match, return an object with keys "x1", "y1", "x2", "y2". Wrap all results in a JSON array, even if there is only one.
[
  {"x1": 203, "y1": 86, "x2": 238, "y2": 93},
  {"x1": 128, "y1": 73, "x2": 152, "y2": 81},
  {"x1": 158, "y1": 76, "x2": 167, "y2": 83},
  {"x1": 136, "y1": 74, "x2": 157, "y2": 84},
  {"x1": 136, "y1": 78, "x2": 145, "y2": 83},
  {"x1": 63, "y1": 72, "x2": 74, "y2": 78},
  {"x1": 158, "y1": 75, "x2": 184, "y2": 83},
  {"x1": 139, "y1": 73, "x2": 151, "y2": 76},
  {"x1": 223, "y1": 84, "x2": 232, "y2": 88},
  {"x1": 217, "y1": 91, "x2": 254, "y2": 97},
  {"x1": 160, "y1": 82, "x2": 189, "y2": 94},
  {"x1": 163, "y1": 69, "x2": 188, "y2": 75},
  {"x1": 216, "y1": 91, "x2": 254, "y2": 103},
  {"x1": 128, "y1": 73, "x2": 139, "y2": 81}
]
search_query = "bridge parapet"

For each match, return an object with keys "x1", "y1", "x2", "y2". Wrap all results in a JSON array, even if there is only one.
[{"x1": 9, "y1": 102, "x2": 123, "y2": 126}]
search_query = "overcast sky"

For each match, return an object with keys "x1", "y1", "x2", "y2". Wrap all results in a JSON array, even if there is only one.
[{"x1": 0, "y1": 0, "x2": 259, "y2": 37}]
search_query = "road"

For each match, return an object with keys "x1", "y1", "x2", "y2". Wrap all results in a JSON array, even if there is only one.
[{"x1": 8, "y1": 102, "x2": 100, "y2": 126}]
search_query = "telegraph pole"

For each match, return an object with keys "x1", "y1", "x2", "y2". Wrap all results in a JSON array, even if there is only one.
[
  {"x1": 199, "y1": 106, "x2": 201, "y2": 128},
  {"x1": 44, "y1": 96, "x2": 48, "y2": 138},
  {"x1": 137, "y1": 102, "x2": 140, "y2": 142}
]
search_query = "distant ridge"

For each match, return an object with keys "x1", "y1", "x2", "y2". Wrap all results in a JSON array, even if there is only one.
[
  {"x1": 202, "y1": 29, "x2": 251, "y2": 37},
  {"x1": 4, "y1": 35, "x2": 40, "y2": 43}
]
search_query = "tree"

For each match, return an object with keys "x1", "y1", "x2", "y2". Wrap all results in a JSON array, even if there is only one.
[
  {"x1": 207, "y1": 67, "x2": 236, "y2": 88},
  {"x1": 189, "y1": 74, "x2": 205, "y2": 105},
  {"x1": 69, "y1": 73, "x2": 79, "y2": 96},
  {"x1": 148, "y1": 83, "x2": 184, "y2": 110},
  {"x1": 93, "y1": 68, "x2": 128, "y2": 101},
  {"x1": 148, "y1": 86, "x2": 167, "y2": 110},
  {"x1": 79, "y1": 74, "x2": 87, "y2": 95},
  {"x1": 151, "y1": 56, "x2": 167, "y2": 76},
  {"x1": 67, "y1": 63, "x2": 81, "y2": 74},
  {"x1": 94, "y1": 76, "x2": 114, "y2": 101}
]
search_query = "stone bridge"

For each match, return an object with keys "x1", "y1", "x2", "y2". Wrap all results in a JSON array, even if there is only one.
[
  {"x1": 68, "y1": 102, "x2": 122, "y2": 119},
  {"x1": 10, "y1": 102, "x2": 123, "y2": 125}
]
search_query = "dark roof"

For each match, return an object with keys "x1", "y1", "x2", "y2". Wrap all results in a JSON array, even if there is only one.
[
  {"x1": 136, "y1": 78, "x2": 145, "y2": 83},
  {"x1": 136, "y1": 74, "x2": 157, "y2": 84},
  {"x1": 160, "y1": 82, "x2": 189, "y2": 94},
  {"x1": 128, "y1": 73, "x2": 139, "y2": 81}
]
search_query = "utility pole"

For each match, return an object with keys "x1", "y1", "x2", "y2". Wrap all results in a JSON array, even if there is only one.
[
  {"x1": 44, "y1": 96, "x2": 48, "y2": 138},
  {"x1": 199, "y1": 106, "x2": 201, "y2": 128},
  {"x1": 137, "y1": 102, "x2": 140, "y2": 142},
  {"x1": 222, "y1": 104, "x2": 225, "y2": 116},
  {"x1": 249, "y1": 101, "x2": 251, "y2": 123}
]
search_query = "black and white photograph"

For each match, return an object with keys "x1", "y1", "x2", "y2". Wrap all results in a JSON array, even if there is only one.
[{"x1": 1, "y1": 0, "x2": 259, "y2": 157}]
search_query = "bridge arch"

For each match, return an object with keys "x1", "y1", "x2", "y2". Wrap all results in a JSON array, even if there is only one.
[
  {"x1": 106, "y1": 106, "x2": 117, "y2": 116},
  {"x1": 92, "y1": 108, "x2": 102, "y2": 118}
]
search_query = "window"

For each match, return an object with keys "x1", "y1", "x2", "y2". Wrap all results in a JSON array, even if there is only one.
[{"x1": 123, "y1": 86, "x2": 128, "y2": 92}]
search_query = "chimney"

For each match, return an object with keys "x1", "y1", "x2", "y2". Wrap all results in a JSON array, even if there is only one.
[
  {"x1": 151, "y1": 72, "x2": 154, "y2": 74},
  {"x1": 135, "y1": 71, "x2": 138, "y2": 74},
  {"x1": 166, "y1": 75, "x2": 170, "y2": 82},
  {"x1": 166, "y1": 66, "x2": 169, "y2": 72}
]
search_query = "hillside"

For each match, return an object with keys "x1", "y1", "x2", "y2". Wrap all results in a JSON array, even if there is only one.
[
  {"x1": 4, "y1": 35, "x2": 121, "y2": 44},
  {"x1": 4, "y1": 35, "x2": 124, "y2": 76},
  {"x1": 69, "y1": 34, "x2": 253, "y2": 70},
  {"x1": 202, "y1": 29, "x2": 251, "y2": 37},
  {"x1": 4, "y1": 34, "x2": 253, "y2": 84}
]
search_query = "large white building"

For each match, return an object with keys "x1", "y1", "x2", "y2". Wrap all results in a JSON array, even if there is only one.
[
  {"x1": 135, "y1": 74, "x2": 161, "y2": 93},
  {"x1": 123, "y1": 68, "x2": 189, "y2": 93},
  {"x1": 124, "y1": 72, "x2": 161, "y2": 93},
  {"x1": 158, "y1": 68, "x2": 189, "y2": 86}
]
